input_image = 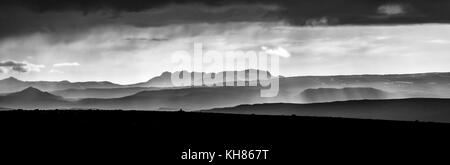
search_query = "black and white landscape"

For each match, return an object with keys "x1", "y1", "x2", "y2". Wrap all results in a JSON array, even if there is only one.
[
  {"x1": 3, "y1": 0, "x2": 450, "y2": 163},
  {"x1": 1, "y1": 0, "x2": 450, "y2": 122}
]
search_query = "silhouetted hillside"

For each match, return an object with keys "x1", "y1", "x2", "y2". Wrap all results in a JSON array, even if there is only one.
[
  {"x1": 204, "y1": 98, "x2": 450, "y2": 123},
  {"x1": 0, "y1": 77, "x2": 122, "y2": 93},
  {"x1": 51, "y1": 87, "x2": 162, "y2": 99},
  {"x1": 299, "y1": 87, "x2": 389, "y2": 103}
]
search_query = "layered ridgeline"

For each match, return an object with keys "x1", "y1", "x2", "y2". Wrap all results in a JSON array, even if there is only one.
[
  {"x1": 130, "y1": 69, "x2": 274, "y2": 87},
  {"x1": 298, "y1": 87, "x2": 389, "y2": 103},
  {"x1": 0, "y1": 69, "x2": 273, "y2": 95},
  {"x1": 0, "y1": 77, "x2": 121, "y2": 93},
  {"x1": 51, "y1": 87, "x2": 161, "y2": 99},
  {"x1": 203, "y1": 98, "x2": 450, "y2": 123},
  {"x1": 0, "y1": 72, "x2": 449, "y2": 112},
  {"x1": 77, "y1": 86, "x2": 284, "y2": 110}
]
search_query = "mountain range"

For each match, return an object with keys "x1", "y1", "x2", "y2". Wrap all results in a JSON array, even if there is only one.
[
  {"x1": 0, "y1": 77, "x2": 121, "y2": 93},
  {"x1": 130, "y1": 69, "x2": 273, "y2": 87},
  {"x1": 0, "y1": 71, "x2": 449, "y2": 117},
  {"x1": 0, "y1": 69, "x2": 273, "y2": 94},
  {"x1": 50, "y1": 87, "x2": 162, "y2": 99},
  {"x1": 299, "y1": 87, "x2": 389, "y2": 103}
]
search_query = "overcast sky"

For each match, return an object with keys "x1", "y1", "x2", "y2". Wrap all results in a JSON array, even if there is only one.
[{"x1": 1, "y1": 0, "x2": 450, "y2": 84}]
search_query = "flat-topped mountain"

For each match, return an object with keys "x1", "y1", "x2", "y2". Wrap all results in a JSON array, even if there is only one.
[{"x1": 50, "y1": 87, "x2": 162, "y2": 99}]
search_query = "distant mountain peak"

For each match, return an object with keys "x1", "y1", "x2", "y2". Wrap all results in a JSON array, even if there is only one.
[
  {"x1": 6, "y1": 86, "x2": 62, "y2": 100},
  {"x1": 1, "y1": 76, "x2": 22, "y2": 82}
]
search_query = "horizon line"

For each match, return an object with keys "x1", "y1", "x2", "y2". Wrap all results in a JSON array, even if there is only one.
[{"x1": 1, "y1": 70, "x2": 450, "y2": 85}]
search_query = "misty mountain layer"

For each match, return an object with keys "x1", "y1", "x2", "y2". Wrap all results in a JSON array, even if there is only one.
[
  {"x1": 0, "y1": 72, "x2": 449, "y2": 112},
  {"x1": 204, "y1": 98, "x2": 450, "y2": 123}
]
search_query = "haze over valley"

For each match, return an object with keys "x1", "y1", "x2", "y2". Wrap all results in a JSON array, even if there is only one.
[{"x1": 0, "y1": 70, "x2": 450, "y2": 123}]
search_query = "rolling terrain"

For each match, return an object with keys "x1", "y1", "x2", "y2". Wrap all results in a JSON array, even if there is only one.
[
  {"x1": 204, "y1": 98, "x2": 450, "y2": 123},
  {"x1": 77, "y1": 86, "x2": 274, "y2": 110}
]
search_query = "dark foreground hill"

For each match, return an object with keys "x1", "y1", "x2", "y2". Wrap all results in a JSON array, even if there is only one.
[
  {"x1": 1, "y1": 110, "x2": 450, "y2": 164},
  {"x1": 205, "y1": 98, "x2": 450, "y2": 123},
  {"x1": 0, "y1": 87, "x2": 72, "y2": 109}
]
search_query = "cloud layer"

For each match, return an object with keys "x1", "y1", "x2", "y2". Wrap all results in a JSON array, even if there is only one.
[
  {"x1": 2, "y1": 22, "x2": 450, "y2": 83},
  {"x1": 0, "y1": 60, "x2": 44, "y2": 73},
  {"x1": 53, "y1": 62, "x2": 80, "y2": 67}
]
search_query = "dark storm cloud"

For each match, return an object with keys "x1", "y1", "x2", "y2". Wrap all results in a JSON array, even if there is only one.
[
  {"x1": 0, "y1": 60, "x2": 44, "y2": 73},
  {"x1": 1, "y1": 0, "x2": 450, "y2": 39}
]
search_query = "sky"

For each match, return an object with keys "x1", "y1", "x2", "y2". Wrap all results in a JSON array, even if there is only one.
[{"x1": 1, "y1": 0, "x2": 450, "y2": 84}]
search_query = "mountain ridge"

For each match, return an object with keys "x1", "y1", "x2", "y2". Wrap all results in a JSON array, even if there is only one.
[
  {"x1": 0, "y1": 87, "x2": 71, "y2": 109},
  {"x1": 202, "y1": 98, "x2": 450, "y2": 123},
  {"x1": 130, "y1": 69, "x2": 274, "y2": 87}
]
